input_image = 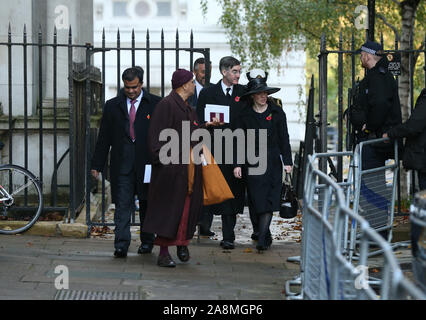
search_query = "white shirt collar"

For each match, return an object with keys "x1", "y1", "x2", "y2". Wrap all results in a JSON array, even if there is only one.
[
  {"x1": 195, "y1": 79, "x2": 203, "y2": 97},
  {"x1": 221, "y1": 80, "x2": 233, "y2": 96},
  {"x1": 127, "y1": 90, "x2": 144, "y2": 113}
]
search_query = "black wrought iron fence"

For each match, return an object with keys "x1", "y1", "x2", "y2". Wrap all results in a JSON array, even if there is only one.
[
  {"x1": 1, "y1": 24, "x2": 210, "y2": 229},
  {"x1": 84, "y1": 28, "x2": 211, "y2": 234},
  {"x1": 293, "y1": 31, "x2": 426, "y2": 209},
  {"x1": 0, "y1": 24, "x2": 96, "y2": 223}
]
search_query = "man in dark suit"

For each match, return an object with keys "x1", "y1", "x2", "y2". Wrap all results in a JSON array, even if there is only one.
[
  {"x1": 187, "y1": 57, "x2": 211, "y2": 110},
  {"x1": 196, "y1": 56, "x2": 247, "y2": 249},
  {"x1": 187, "y1": 58, "x2": 216, "y2": 236},
  {"x1": 91, "y1": 67, "x2": 161, "y2": 258}
]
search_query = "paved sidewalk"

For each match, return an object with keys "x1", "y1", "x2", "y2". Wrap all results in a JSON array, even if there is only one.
[{"x1": 0, "y1": 212, "x2": 301, "y2": 300}]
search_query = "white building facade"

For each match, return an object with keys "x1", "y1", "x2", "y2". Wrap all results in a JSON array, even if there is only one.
[{"x1": 93, "y1": 0, "x2": 306, "y2": 150}]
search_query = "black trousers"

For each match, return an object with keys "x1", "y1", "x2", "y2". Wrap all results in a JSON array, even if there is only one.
[
  {"x1": 199, "y1": 204, "x2": 220, "y2": 232},
  {"x1": 222, "y1": 214, "x2": 237, "y2": 242},
  {"x1": 114, "y1": 172, "x2": 155, "y2": 251},
  {"x1": 220, "y1": 190, "x2": 256, "y2": 242}
]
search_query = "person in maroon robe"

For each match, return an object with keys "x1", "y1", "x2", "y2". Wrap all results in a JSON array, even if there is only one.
[{"x1": 144, "y1": 69, "x2": 214, "y2": 267}]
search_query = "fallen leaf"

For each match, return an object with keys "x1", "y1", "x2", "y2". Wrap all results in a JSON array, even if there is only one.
[{"x1": 243, "y1": 248, "x2": 253, "y2": 253}]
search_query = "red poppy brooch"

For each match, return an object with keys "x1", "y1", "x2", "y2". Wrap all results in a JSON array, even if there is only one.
[
  {"x1": 193, "y1": 120, "x2": 199, "y2": 126},
  {"x1": 235, "y1": 96, "x2": 240, "y2": 102},
  {"x1": 266, "y1": 113, "x2": 272, "y2": 121},
  {"x1": 147, "y1": 114, "x2": 150, "y2": 119}
]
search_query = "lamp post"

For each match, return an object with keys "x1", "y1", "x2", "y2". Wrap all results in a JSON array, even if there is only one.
[{"x1": 368, "y1": 0, "x2": 375, "y2": 41}]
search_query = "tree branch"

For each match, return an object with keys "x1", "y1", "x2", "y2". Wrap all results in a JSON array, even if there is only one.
[
  {"x1": 391, "y1": 0, "x2": 401, "y2": 6},
  {"x1": 377, "y1": 13, "x2": 399, "y2": 40}
]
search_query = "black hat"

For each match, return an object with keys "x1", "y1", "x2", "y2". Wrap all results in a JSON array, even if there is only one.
[
  {"x1": 241, "y1": 73, "x2": 280, "y2": 98},
  {"x1": 356, "y1": 41, "x2": 383, "y2": 56}
]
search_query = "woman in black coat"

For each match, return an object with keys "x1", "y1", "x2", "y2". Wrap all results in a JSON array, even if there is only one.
[
  {"x1": 384, "y1": 88, "x2": 426, "y2": 190},
  {"x1": 233, "y1": 71, "x2": 293, "y2": 251}
]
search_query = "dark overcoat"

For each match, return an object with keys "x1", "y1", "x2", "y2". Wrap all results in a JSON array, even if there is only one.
[
  {"x1": 91, "y1": 89, "x2": 161, "y2": 203},
  {"x1": 143, "y1": 90, "x2": 204, "y2": 239},
  {"x1": 353, "y1": 57, "x2": 402, "y2": 135},
  {"x1": 352, "y1": 57, "x2": 402, "y2": 156},
  {"x1": 388, "y1": 88, "x2": 426, "y2": 172},
  {"x1": 196, "y1": 81, "x2": 247, "y2": 215},
  {"x1": 234, "y1": 101, "x2": 293, "y2": 214}
]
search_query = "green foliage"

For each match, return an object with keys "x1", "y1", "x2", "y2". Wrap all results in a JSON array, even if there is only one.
[
  {"x1": 204, "y1": 0, "x2": 425, "y2": 129},
  {"x1": 200, "y1": 0, "x2": 209, "y2": 19},
  {"x1": 210, "y1": 0, "x2": 424, "y2": 70}
]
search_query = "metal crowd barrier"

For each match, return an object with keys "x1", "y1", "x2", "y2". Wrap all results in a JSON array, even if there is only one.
[
  {"x1": 350, "y1": 138, "x2": 409, "y2": 261},
  {"x1": 286, "y1": 156, "x2": 425, "y2": 300},
  {"x1": 334, "y1": 193, "x2": 424, "y2": 300},
  {"x1": 410, "y1": 190, "x2": 426, "y2": 292},
  {"x1": 286, "y1": 151, "x2": 354, "y2": 298}
]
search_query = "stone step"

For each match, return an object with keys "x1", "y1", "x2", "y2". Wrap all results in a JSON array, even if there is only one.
[{"x1": 39, "y1": 99, "x2": 70, "y2": 117}]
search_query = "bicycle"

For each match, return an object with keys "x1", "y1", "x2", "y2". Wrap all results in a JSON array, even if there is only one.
[{"x1": 0, "y1": 164, "x2": 43, "y2": 234}]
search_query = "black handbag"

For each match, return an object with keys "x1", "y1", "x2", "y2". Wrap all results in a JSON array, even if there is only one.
[{"x1": 279, "y1": 172, "x2": 299, "y2": 219}]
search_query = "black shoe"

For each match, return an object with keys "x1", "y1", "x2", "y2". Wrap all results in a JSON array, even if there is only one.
[
  {"x1": 256, "y1": 244, "x2": 270, "y2": 252},
  {"x1": 220, "y1": 240, "x2": 235, "y2": 250},
  {"x1": 200, "y1": 229, "x2": 215, "y2": 237},
  {"x1": 177, "y1": 246, "x2": 190, "y2": 262},
  {"x1": 157, "y1": 254, "x2": 176, "y2": 267},
  {"x1": 114, "y1": 248, "x2": 127, "y2": 258},
  {"x1": 251, "y1": 232, "x2": 259, "y2": 241},
  {"x1": 256, "y1": 245, "x2": 267, "y2": 252},
  {"x1": 265, "y1": 234, "x2": 273, "y2": 246},
  {"x1": 137, "y1": 243, "x2": 153, "y2": 254}
]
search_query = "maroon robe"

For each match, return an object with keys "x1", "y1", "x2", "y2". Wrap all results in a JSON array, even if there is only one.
[{"x1": 143, "y1": 90, "x2": 203, "y2": 240}]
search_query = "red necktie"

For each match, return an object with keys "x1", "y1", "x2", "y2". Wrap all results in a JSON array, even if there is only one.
[{"x1": 129, "y1": 99, "x2": 136, "y2": 140}]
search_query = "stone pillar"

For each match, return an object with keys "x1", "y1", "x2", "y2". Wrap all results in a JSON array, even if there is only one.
[
  {"x1": 44, "y1": 0, "x2": 93, "y2": 112},
  {"x1": 0, "y1": 0, "x2": 38, "y2": 116},
  {"x1": 0, "y1": 1, "x2": 93, "y2": 198},
  {"x1": 0, "y1": 0, "x2": 93, "y2": 116}
]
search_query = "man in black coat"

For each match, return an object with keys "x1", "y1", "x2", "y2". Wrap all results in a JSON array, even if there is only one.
[
  {"x1": 187, "y1": 57, "x2": 211, "y2": 110},
  {"x1": 91, "y1": 67, "x2": 161, "y2": 258},
  {"x1": 351, "y1": 41, "x2": 402, "y2": 239},
  {"x1": 351, "y1": 40, "x2": 402, "y2": 165},
  {"x1": 187, "y1": 58, "x2": 216, "y2": 236},
  {"x1": 384, "y1": 88, "x2": 426, "y2": 190},
  {"x1": 196, "y1": 56, "x2": 247, "y2": 249}
]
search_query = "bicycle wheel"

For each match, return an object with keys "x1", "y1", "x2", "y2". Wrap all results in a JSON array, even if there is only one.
[{"x1": 0, "y1": 165, "x2": 43, "y2": 234}]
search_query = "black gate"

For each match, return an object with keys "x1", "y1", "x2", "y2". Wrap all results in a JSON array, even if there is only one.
[
  {"x1": 293, "y1": 32, "x2": 426, "y2": 207},
  {"x1": 84, "y1": 28, "x2": 211, "y2": 234},
  {"x1": 0, "y1": 25, "x2": 98, "y2": 223},
  {"x1": 0, "y1": 25, "x2": 209, "y2": 229}
]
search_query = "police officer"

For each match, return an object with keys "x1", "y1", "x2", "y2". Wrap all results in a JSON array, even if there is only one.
[
  {"x1": 350, "y1": 41, "x2": 402, "y2": 239},
  {"x1": 351, "y1": 40, "x2": 402, "y2": 168}
]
